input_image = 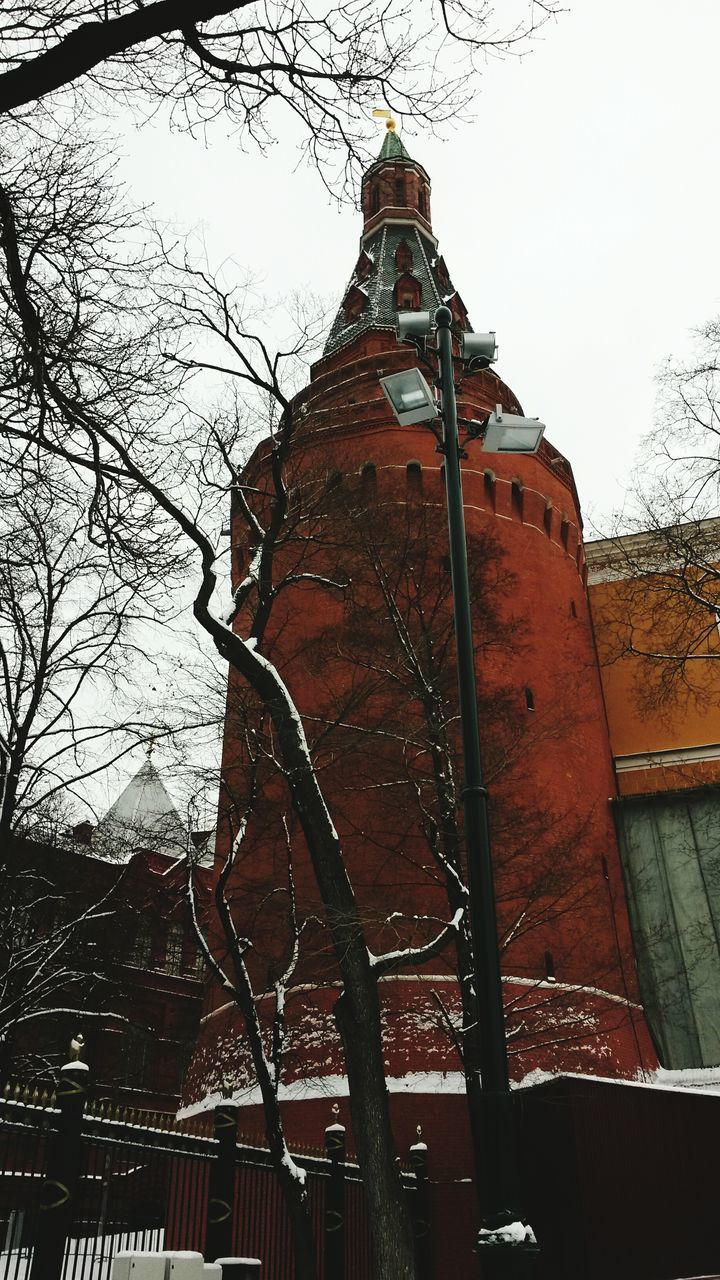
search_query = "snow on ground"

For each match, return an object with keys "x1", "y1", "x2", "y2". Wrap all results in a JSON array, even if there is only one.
[{"x1": 1, "y1": 1231, "x2": 164, "y2": 1279}]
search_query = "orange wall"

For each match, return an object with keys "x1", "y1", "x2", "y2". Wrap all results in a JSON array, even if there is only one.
[{"x1": 588, "y1": 551, "x2": 720, "y2": 794}]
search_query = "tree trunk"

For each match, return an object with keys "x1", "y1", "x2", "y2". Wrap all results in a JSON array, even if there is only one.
[
  {"x1": 232, "y1": 656, "x2": 418, "y2": 1280},
  {"x1": 335, "y1": 980, "x2": 417, "y2": 1280}
]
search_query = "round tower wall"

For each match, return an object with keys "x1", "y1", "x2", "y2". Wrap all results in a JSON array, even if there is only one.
[{"x1": 192, "y1": 343, "x2": 655, "y2": 1108}]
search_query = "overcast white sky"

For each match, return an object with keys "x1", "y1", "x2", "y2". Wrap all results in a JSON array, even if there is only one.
[
  {"x1": 111, "y1": 0, "x2": 720, "y2": 537},
  {"x1": 91, "y1": 0, "x2": 720, "y2": 811}
]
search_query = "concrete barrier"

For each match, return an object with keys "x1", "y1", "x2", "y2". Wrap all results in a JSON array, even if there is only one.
[
  {"x1": 111, "y1": 1251, "x2": 206, "y2": 1279},
  {"x1": 110, "y1": 1250, "x2": 258, "y2": 1279},
  {"x1": 215, "y1": 1260, "x2": 262, "y2": 1278}
]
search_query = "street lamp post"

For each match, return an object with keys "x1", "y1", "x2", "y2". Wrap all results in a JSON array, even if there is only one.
[{"x1": 381, "y1": 305, "x2": 543, "y2": 1274}]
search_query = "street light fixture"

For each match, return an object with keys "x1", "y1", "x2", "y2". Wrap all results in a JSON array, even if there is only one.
[
  {"x1": 483, "y1": 405, "x2": 545, "y2": 455},
  {"x1": 379, "y1": 368, "x2": 437, "y2": 425},
  {"x1": 384, "y1": 306, "x2": 540, "y2": 1273}
]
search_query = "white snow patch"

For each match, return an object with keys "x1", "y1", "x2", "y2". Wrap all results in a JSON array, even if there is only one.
[
  {"x1": 649, "y1": 1064, "x2": 720, "y2": 1095},
  {"x1": 181, "y1": 1065, "x2": 694, "y2": 1120},
  {"x1": 478, "y1": 1220, "x2": 537, "y2": 1247},
  {"x1": 180, "y1": 1072, "x2": 479, "y2": 1116},
  {"x1": 281, "y1": 1149, "x2": 307, "y2": 1186}
]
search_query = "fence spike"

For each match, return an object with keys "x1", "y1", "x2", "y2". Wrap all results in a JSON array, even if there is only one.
[
  {"x1": 3, "y1": 1080, "x2": 11, "y2": 1098},
  {"x1": 13, "y1": 1082, "x2": 21, "y2": 1100}
]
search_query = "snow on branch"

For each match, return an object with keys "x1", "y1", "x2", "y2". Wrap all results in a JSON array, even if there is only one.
[{"x1": 369, "y1": 908, "x2": 463, "y2": 978}]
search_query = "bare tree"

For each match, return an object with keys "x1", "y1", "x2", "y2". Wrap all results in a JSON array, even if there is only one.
[
  {"x1": 0, "y1": 486, "x2": 174, "y2": 850},
  {"x1": 593, "y1": 318, "x2": 720, "y2": 706},
  {"x1": 0, "y1": 837, "x2": 130, "y2": 1080},
  {"x1": 0, "y1": 0, "x2": 560, "y2": 188},
  {"x1": 0, "y1": 143, "x2": 450, "y2": 1271},
  {"x1": 188, "y1": 760, "x2": 319, "y2": 1280}
]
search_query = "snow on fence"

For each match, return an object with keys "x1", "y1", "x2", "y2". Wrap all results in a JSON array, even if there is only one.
[{"x1": 0, "y1": 1080, "x2": 403, "y2": 1280}]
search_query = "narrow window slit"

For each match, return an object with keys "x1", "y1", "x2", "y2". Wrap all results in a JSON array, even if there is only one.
[
  {"x1": 360, "y1": 462, "x2": 377, "y2": 500},
  {"x1": 407, "y1": 460, "x2": 422, "y2": 498}
]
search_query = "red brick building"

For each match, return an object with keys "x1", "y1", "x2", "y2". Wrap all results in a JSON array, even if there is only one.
[
  {"x1": 3, "y1": 760, "x2": 211, "y2": 1112},
  {"x1": 185, "y1": 126, "x2": 658, "y2": 1187}
]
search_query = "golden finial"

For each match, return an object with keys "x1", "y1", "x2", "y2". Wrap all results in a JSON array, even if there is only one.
[
  {"x1": 70, "y1": 1033, "x2": 85, "y2": 1062},
  {"x1": 372, "y1": 108, "x2": 396, "y2": 133}
]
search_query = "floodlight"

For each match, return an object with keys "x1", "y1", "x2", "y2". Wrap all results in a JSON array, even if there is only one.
[
  {"x1": 380, "y1": 368, "x2": 437, "y2": 425},
  {"x1": 482, "y1": 405, "x2": 545, "y2": 454},
  {"x1": 397, "y1": 311, "x2": 433, "y2": 342},
  {"x1": 461, "y1": 331, "x2": 497, "y2": 368}
]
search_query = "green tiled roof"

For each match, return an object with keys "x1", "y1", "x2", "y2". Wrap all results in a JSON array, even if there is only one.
[
  {"x1": 322, "y1": 136, "x2": 471, "y2": 358},
  {"x1": 377, "y1": 129, "x2": 412, "y2": 162},
  {"x1": 323, "y1": 223, "x2": 468, "y2": 357}
]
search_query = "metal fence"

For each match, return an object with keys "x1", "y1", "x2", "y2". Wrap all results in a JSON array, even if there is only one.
[{"x1": 0, "y1": 1080, "x2": 402, "y2": 1280}]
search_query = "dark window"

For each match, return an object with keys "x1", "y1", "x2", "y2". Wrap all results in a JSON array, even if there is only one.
[
  {"x1": 395, "y1": 240, "x2": 413, "y2": 272},
  {"x1": 544, "y1": 950, "x2": 556, "y2": 982},
  {"x1": 393, "y1": 273, "x2": 421, "y2": 311},
  {"x1": 511, "y1": 480, "x2": 524, "y2": 521},
  {"x1": 525, "y1": 687, "x2": 535, "y2": 712},
  {"x1": 327, "y1": 469, "x2": 342, "y2": 490},
  {"x1": 407, "y1": 461, "x2": 422, "y2": 497},
  {"x1": 355, "y1": 251, "x2": 373, "y2": 281},
  {"x1": 166, "y1": 922, "x2": 184, "y2": 976},
  {"x1": 129, "y1": 917, "x2": 153, "y2": 968},
  {"x1": 570, "y1": 600, "x2": 577, "y2": 618},
  {"x1": 370, "y1": 185, "x2": 380, "y2": 215},
  {"x1": 483, "y1": 469, "x2": 496, "y2": 511},
  {"x1": 543, "y1": 503, "x2": 553, "y2": 536},
  {"x1": 560, "y1": 518, "x2": 570, "y2": 550},
  {"x1": 360, "y1": 462, "x2": 377, "y2": 499},
  {"x1": 394, "y1": 175, "x2": 405, "y2": 206},
  {"x1": 344, "y1": 288, "x2": 366, "y2": 324}
]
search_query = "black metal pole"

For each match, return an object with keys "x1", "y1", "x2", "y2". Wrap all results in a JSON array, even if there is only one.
[
  {"x1": 205, "y1": 1099, "x2": 238, "y2": 1261},
  {"x1": 29, "y1": 1050, "x2": 89, "y2": 1280},
  {"x1": 409, "y1": 1128, "x2": 431, "y2": 1280},
  {"x1": 324, "y1": 1108, "x2": 346, "y2": 1280},
  {"x1": 434, "y1": 305, "x2": 536, "y2": 1273}
]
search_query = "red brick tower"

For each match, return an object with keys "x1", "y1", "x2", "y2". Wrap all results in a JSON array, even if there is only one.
[{"x1": 186, "y1": 128, "x2": 656, "y2": 1214}]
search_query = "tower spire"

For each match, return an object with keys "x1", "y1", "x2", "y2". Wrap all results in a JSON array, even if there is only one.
[{"x1": 321, "y1": 135, "x2": 471, "y2": 359}]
